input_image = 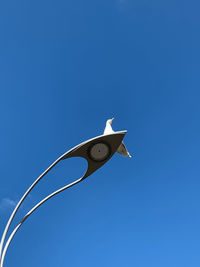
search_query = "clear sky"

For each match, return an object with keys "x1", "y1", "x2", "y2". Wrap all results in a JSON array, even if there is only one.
[{"x1": 0, "y1": 0, "x2": 200, "y2": 266}]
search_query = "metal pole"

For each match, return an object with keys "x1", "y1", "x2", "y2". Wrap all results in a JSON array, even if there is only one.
[
  {"x1": 0, "y1": 137, "x2": 84, "y2": 263},
  {"x1": 0, "y1": 177, "x2": 83, "y2": 267},
  {"x1": 0, "y1": 155, "x2": 63, "y2": 264}
]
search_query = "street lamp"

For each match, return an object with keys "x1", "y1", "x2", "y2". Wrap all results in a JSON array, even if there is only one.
[{"x1": 0, "y1": 130, "x2": 127, "y2": 267}]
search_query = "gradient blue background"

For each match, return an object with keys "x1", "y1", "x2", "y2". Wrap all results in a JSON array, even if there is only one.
[{"x1": 0, "y1": 0, "x2": 200, "y2": 266}]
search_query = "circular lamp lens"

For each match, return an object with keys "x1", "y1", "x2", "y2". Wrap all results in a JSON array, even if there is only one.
[{"x1": 89, "y1": 142, "x2": 110, "y2": 162}]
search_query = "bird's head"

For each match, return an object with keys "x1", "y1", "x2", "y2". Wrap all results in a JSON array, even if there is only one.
[{"x1": 107, "y1": 117, "x2": 114, "y2": 124}]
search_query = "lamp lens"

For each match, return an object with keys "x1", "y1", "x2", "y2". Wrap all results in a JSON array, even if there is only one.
[{"x1": 89, "y1": 142, "x2": 110, "y2": 161}]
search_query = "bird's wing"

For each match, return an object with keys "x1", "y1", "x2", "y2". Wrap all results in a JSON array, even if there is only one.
[
  {"x1": 117, "y1": 142, "x2": 127, "y2": 154},
  {"x1": 117, "y1": 142, "x2": 131, "y2": 158}
]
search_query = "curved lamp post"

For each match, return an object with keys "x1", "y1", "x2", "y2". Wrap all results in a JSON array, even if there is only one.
[{"x1": 0, "y1": 130, "x2": 127, "y2": 267}]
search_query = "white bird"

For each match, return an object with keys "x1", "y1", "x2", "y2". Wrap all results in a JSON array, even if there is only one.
[{"x1": 103, "y1": 118, "x2": 131, "y2": 158}]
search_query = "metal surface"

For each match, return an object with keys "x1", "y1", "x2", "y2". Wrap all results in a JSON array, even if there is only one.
[{"x1": 0, "y1": 131, "x2": 126, "y2": 267}]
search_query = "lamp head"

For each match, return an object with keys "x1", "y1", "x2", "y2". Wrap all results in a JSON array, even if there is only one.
[{"x1": 61, "y1": 130, "x2": 127, "y2": 180}]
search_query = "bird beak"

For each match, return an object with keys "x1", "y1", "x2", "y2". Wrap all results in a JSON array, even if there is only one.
[{"x1": 111, "y1": 117, "x2": 114, "y2": 121}]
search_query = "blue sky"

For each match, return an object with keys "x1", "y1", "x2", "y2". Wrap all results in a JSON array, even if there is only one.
[{"x1": 0, "y1": 0, "x2": 200, "y2": 266}]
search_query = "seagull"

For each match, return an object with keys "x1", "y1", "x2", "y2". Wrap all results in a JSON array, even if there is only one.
[{"x1": 103, "y1": 118, "x2": 132, "y2": 158}]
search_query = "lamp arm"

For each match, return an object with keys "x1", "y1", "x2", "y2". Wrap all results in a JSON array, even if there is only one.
[
  {"x1": 0, "y1": 176, "x2": 83, "y2": 267},
  {"x1": 0, "y1": 153, "x2": 65, "y2": 263}
]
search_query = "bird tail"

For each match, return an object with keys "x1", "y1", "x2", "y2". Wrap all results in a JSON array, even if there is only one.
[{"x1": 127, "y1": 152, "x2": 132, "y2": 158}]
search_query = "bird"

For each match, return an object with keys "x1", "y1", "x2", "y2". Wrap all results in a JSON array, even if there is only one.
[{"x1": 103, "y1": 117, "x2": 132, "y2": 158}]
